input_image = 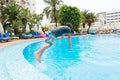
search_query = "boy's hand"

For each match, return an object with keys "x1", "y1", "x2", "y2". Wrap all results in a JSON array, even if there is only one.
[
  {"x1": 69, "y1": 45, "x2": 72, "y2": 49},
  {"x1": 68, "y1": 34, "x2": 72, "y2": 49}
]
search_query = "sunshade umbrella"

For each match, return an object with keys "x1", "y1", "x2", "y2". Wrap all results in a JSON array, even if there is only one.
[
  {"x1": 34, "y1": 24, "x2": 38, "y2": 32},
  {"x1": 26, "y1": 23, "x2": 30, "y2": 33},
  {"x1": 38, "y1": 25, "x2": 43, "y2": 34},
  {"x1": 0, "y1": 22, "x2": 4, "y2": 34}
]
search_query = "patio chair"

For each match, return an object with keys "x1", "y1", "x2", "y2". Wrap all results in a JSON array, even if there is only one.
[
  {"x1": 31, "y1": 32, "x2": 41, "y2": 38},
  {"x1": 89, "y1": 29, "x2": 96, "y2": 35},
  {"x1": 4, "y1": 32, "x2": 12, "y2": 40},
  {"x1": 40, "y1": 34, "x2": 46, "y2": 38},
  {"x1": 4, "y1": 32, "x2": 19, "y2": 40},
  {"x1": 19, "y1": 33, "x2": 32, "y2": 39},
  {"x1": 0, "y1": 33, "x2": 9, "y2": 42},
  {"x1": 111, "y1": 29, "x2": 117, "y2": 34}
]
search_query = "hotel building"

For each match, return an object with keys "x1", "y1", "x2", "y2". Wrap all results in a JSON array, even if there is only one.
[
  {"x1": 4, "y1": 0, "x2": 37, "y2": 13},
  {"x1": 106, "y1": 9, "x2": 120, "y2": 23},
  {"x1": 96, "y1": 9, "x2": 120, "y2": 27}
]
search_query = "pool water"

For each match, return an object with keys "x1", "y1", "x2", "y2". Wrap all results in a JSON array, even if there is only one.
[{"x1": 23, "y1": 35, "x2": 120, "y2": 80}]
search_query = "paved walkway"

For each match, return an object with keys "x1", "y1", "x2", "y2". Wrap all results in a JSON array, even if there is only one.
[{"x1": 0, "y1": 38, "x2": 40, "y2": 48}]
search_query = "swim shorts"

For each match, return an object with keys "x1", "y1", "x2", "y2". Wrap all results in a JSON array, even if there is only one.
[{"x1": 45, "y1": 31, "x2": 55, "y2": 46}]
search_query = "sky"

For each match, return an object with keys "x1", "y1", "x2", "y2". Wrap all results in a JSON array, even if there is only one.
[{"x1": 36, "y1": 0, "x2": 120, "y2": 14}]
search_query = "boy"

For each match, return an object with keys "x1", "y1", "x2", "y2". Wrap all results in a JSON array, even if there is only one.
[{"x1": 35, "y1": 24, "x2": 73, "y2": 63}]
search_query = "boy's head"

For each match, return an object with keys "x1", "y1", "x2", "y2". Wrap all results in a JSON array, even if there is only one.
[
  {"x1": 66, "y1": 23, "x2": 74, "y2": 33},
  {"x1": 66, "y1": 23, "x2": 73, "y2": 29}
]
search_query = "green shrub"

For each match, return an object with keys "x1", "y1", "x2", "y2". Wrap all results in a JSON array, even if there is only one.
[{"x1": 58, "y1": 5, "x2": 82, "y2": 31}]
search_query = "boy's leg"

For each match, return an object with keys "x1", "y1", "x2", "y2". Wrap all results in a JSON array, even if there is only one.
[
  {"x1": 35, "y1": 32, "x2": 55, "y2": 63},
  {"x1": 35, "y1": 43, "x2": 51, "y2": 63}
]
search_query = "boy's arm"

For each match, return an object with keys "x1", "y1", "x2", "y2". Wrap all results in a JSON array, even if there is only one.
[
  {"x1": 61, "y1": 34, "x2": 64, "y2": 38},
  {"x1": 68, "y1": 34, "x2": 72, "y2": 49}
]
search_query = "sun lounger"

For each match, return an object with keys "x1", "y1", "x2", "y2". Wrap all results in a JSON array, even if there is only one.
[
  {"x1": 31, "y1": 32, "x2": 41, "y2": 38},
  {"x1": 4, "y1": 32, "x2": 12, "y2": 39},
  {"x1": 89, "y1": 29, "x2": 96, "y2": 34},
  {"x1": 4, "y1": 32, "x2": 19, "y2": 40},
  {"x1": 40, "y1": 34, "x2": 46, "y2": 38},
  {"x1": 19, "y1": 33, "x2": 32, "y2": 39},
  {"x1": 0, "y1": 33, "x2": 9, "y2": 42}
]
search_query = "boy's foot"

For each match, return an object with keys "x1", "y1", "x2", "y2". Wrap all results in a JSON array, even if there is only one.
[{"x1": 34, "y1": 52, "x2": 41, "y2": 63}]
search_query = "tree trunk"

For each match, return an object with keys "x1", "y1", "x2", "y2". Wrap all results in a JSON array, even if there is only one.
[
  {"x1": 22, "y1": 18, "x2": 27, "y2": 33},
  {"x1": 87, "y1": 23, "x2": 91, "y2": 34},
  {"x1": 82, "y1": 23, "x2": 85, "y2": 28},
  {"x1": 14, "y1": 28, "x2": 19, "y2": 35},
  {"x1": 53, "y1": 6, "x2": 57, "y2": 27}
]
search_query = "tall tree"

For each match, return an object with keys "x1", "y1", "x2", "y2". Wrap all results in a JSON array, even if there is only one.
[
  {"x1": 2, "y1": 2, "x2": 22, "y2": 34},
  {"x1": 0, "y1": 0, "x2": 16, "y2": 17},
  {"x1": 43, "y1": 0, "x2": 63, "y2": 27},
  {"x1": 28, "y1": 13, "x2": 43, "y2": 32},
  {"x1": 0, "y1": 0, "x2": 7, "y2": 23},
  {"x1": 17, "y1": 8, "x2": 30, "y2": 32},
  {"x1": 58, "y1": 5, "x2": 82, "y2": 31},
  {"x1": 86, "y1": 12, "x2": 97, "y2": 33},
  {"x1": 81, "y1": 10, "x2": 89, "y2": 28}
]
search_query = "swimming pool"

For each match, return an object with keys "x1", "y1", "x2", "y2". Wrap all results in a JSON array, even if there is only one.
[
  {"x1": 0, "y1": 40, "x2": 52, "y2": 80},
  {"x1": 23, "y1": 35, "x2": 120, "y2": 80}
]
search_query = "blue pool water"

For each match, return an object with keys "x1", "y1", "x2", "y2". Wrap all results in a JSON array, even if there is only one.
[{"x1": 23, "y1": 35, "x2": 120, "y2": 80}]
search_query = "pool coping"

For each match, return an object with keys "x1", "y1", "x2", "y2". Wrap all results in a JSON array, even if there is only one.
[{"x1": 0, "y1": 39, "x2": 52, "y2": 80}]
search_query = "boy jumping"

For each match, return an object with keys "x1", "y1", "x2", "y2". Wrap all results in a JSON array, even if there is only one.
[{"x1": 35, "y1": 24, "x2": 73, "y2": 63}]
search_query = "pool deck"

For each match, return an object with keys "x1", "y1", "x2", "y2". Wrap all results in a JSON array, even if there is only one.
[
  {"x1": 0, "y1": 38, "x2": 52, "y2": 80},
  {"x1": 0, "y1": 39, "x2": 39, "y2": 48},
  {"x1": 0, "y1": 34, "x2": 116, "y2": 48}
]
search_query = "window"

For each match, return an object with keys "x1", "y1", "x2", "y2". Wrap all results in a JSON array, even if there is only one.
[
  {"x1": 27, "y1": 2, "x2": 30, "y2": 5},
  {"x1": 33, "y1": 3, "x2": 35, "y2": 6}
]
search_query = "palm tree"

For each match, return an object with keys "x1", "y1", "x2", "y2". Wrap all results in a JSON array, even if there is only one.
[
  {"x1": 86, "y1": 12, "x2": 97, "y2": 33},
  {"x1": 43, "y1": 0, "x2": 63, "y2": 27},
  {"x1": 28, "y1": 13, "x2": 43, "y2": 32},
  {"x1": 2, "y1": 2, "x2": 22, "y2": 34},
  {"x1": 81, "y1": 10, "x2": 89, "y2": 28},
  {"x1": 17, "y1": 8, "x2": 30, "y2": 32},
  {"x1": 0, "y1": 0, "x2": 6, "y2": 22},
  {"x1": 0, "y1": 0, "x2": 16, "y2": 31}
]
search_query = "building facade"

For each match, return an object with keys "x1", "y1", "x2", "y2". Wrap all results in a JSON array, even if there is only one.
[
  {"x1": 16, "y1": 0, "x2": 36, "y2": 13},
  {"x1": 96, "y1": 9, "x2": 120, "y2": 27},
  {"x1": 106, "y1": 9, "x2": 120, "y2": 23},
  {"x1": 96, "y1": 12, "x2": 106, "y2": 25},
  {"x1": 3, "y1": 0, "x2": 37, "y2": 13}
]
